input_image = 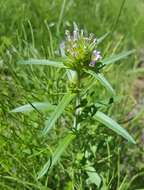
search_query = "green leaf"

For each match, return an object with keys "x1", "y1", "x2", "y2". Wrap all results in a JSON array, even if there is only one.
[
  {"x1": 94, "y1": 111, "x2": 136, "y2": 144},
  {"x1": 102, "y1": 50, "x2": 135, "y2": 65},
  {"x1": 0, "y1": 175, "x2": 51, "y2": 190},
  {"x1": 97, "y1": 32, "x2": 110, "y2": 44},
  {"x1": 37, "y1": 133, "x2": 75, "y2": 179},
  {"x1": 18, "y1": 59, "x2": 67, "y2": 68},
  {"x1": 86, "y1": 166, "x2": 101, "y2": 188},
  {"x1": 84, "y1": 69, "x2": 115, "y2": 95},
  {"x1": 42, "y1": 93, "x2": 75, "y2": 135},
  {"x1": 11, "y1": 102, "x2": 55, "y2": 113}
]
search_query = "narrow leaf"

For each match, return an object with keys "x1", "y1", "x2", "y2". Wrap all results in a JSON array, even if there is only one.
[
  {"x1": 43, "y1": 93, "x2": 75, "y2": 135},
  {"x1": 18, "y1": 59, "x2": 67, "y2": 68},
  {"x1": 102, "y1": 50, "x2": 135, "y2": 65},
  {"x1": 11, "y1": 102, "x2": 55, "y2": 113},
  {"x1": 97, "y1": 32, "x2": 110, "y2": 44},
  {"x1": 37, "y1": 133, "x2": 75, "y2": 179},
  {"x1": 94, "y1": 111, "x2": 136, "y2": 144},
  {"x1": 84, "y1": 69, "x2": 115, "y2": 95}
]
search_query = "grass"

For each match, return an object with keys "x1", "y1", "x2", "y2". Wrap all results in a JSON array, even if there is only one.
[{"x1": 0, "y1": 0, "x2": 144, "y2": 189}]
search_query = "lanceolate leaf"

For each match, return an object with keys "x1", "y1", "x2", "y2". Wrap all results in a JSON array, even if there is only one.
[
  {"x1": 37, "y1": 133, "x2": 75, "y2": 179},
  {"x1": 18, "y1": 59, "x2": 67, "y2": 68},
  {"x1": 94, "y1": 111, "x2": 136, "y2": 144},
  {"x1": 84, "y1": 69, "x2": 115, "y2": 95},
  {"x1": 42, "y1": 93, "x2": 75, "y2": 135},
  {"x1": 11, "y1": 102, "x2": 55, "y2": 113},
  {"x1": 102, "y1": 50, "x2": 135, "y2": 65}
]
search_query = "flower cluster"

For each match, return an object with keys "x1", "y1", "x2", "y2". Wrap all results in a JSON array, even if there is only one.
[{"x1": 62, "y1": 27, "x2": 102, "y2": 70}]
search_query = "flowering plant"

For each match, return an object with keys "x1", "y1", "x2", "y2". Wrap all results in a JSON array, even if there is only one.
[{"x1": 11, "y1": 25, "x2": 136, "y2": 180}]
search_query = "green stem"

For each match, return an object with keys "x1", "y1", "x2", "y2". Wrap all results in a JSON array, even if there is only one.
[{"x1": 73, "y1": 71, "x2": 80, "y2": 129}]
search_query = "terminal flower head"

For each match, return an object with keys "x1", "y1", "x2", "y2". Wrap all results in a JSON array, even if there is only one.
[{"x1": 63, "y1": 25, "x2": 102, "y2": 70}]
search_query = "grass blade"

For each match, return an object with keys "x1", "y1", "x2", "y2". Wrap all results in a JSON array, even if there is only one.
[
  {"x1": 11, "y1": 102, "x2": 55, "y2": 113},
  {"x1": 84, "y1": 69, "x2": 115, "y2": 95},
  {"x1": 94, "y1": 111, "x2": 136, "y2": 144},
  {"x1": 128, "y1": 68, "x2": 144, "y2": 74},
  {"x1": 56, "y1": 0, "x2": 67, "y2": 35},
  {"x1": 0, "y1": 175, "x2": 49, "y2": 190},
  {"x1": 37, "y1": 133, "x2": 75, "y2": 179},
  {"x1": 43, "y1": 93, "x2": 75, "y2": 135},
  {"x1": 97, "y1": 32, "x2": 110, "y2": 45},
  {"x1": 102, "y1": 50, "x2": 135, "y2": 65},
  {"x1": 18, "y1": 59, "x2": 67, "y2": 68}
]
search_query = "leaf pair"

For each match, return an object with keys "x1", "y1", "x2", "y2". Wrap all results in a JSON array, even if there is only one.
[
  {"x1": 11, "y1": 94, "x2": 135, "y2": 144},
  {"x1": 19, "y1": 49, "x2": 135, "y2": 97},
  {"x1": 11, "y1": 93, "x2": 75, "y2": 136}
]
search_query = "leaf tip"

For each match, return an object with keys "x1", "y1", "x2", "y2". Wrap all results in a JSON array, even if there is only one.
[{"x1": 129, "y1": 137, "x2": 136, "y2": 144}]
